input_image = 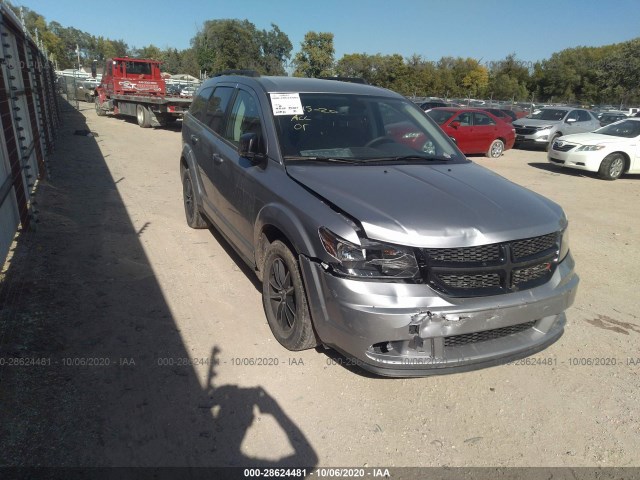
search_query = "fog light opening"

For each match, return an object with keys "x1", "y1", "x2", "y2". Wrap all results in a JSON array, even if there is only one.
[{"x1": 372, "y1": 341, "x2": 391, "y2": 354}]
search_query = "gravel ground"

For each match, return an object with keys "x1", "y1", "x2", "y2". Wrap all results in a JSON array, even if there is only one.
[{"x1": 1, "y1": 102, "x2": 639, "y2": 472}]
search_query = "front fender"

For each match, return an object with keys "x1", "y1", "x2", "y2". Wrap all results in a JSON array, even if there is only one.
[{"x1": 254, "y1": 203, "x2": 318, "y2": 260}]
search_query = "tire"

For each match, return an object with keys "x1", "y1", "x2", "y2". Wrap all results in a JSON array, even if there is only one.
[
  {"x1": 95, "y1": 98, "x2": 106, "y2": 116},
  {"x1": 486, "y1": 139, "x2": 504, "y2": 158},
  {"x1": 182, "y1": 168, "x2": 207, "y2": 228},
  {"x1": 85, "y1": 94, "x2": 93, "y2": 103},
  {"x1": 262, "y1": 240, "x2": 317, "y2": 351},
  {"x1": 136, "y1": 104, "x2": 151, "y2": 128},
  {"x1": 547, "y1": 133, "x2": 561, "y2": 152},
  {"x1": 598, "y1": 153, "x2": 625, "y2": 181}
]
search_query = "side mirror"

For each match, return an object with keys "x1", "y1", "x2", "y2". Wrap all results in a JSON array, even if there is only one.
[
  {"x1": 450, "y1": 121, "x2": 461, "y2": 129},
  {"x1": 566, "y1": 118, "x2": 577, "y2": 123},
  {"x1": 238, "y1": 133, "x2": 266, "y2": 163}
]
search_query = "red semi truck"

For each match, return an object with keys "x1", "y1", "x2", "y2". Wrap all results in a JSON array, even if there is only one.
[{"x1": 94, "y1": 57, "x2": 193, "y2": 127}]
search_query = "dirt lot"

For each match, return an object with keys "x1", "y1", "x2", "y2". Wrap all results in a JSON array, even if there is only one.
[{"x1": 1, "y1": 102, "x2": 639, "y2": 472}]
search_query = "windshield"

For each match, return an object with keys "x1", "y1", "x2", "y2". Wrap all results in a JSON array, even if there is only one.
[
  {"x1": 272, "y1": 94, "x2": 463, "y2": 163},
  {"x1": 528, "y1": 109, "x2": 568, "y2": 121},
  {"x1": 595, "y1": 119, "x2": 640, "y2": 138}
]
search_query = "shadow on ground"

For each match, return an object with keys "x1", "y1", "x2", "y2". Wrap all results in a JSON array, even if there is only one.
[{"x1": 0, "y1": 100, "x2": 317, "y2": 469}]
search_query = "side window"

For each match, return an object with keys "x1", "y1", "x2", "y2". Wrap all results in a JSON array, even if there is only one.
[
  {"x1": 453, "y1": 113, "x2": 472, "y2": 126},
  {"x1": 189, "y1": 86, "x2": 213, "y2": 122},
  {"x1": 473, "y1": 112, "x2": 496, "y2": 126},
  {"x1": 224, "y1": 90, "x2": 262, "y2": 146},
  {"x1": 576, "y1": 110, "x2": 591, "y2": 122},
  {"x1": 566, "y1": 110, "x2": 579, "y2": 122},
  {"x1": 203, "y1": 86, "x2": 234, "y2": 134}
]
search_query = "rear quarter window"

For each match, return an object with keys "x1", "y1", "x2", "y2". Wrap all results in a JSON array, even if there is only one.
[{"x1": 189, "y1": 87, "x2": 213, "y2": 122}]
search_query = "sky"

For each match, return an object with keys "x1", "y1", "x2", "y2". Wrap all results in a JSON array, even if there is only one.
[{"x1": 15, "y1": 0, "x2": 640, "y2": 65}]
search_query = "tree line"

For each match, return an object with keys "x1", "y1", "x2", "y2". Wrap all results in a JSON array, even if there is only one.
[{"x1": 13, "y1": 5, "x2": 640, "y2": 105}]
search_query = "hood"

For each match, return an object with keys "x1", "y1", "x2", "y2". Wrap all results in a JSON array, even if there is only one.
[
  {"x1": 559, "y1": 132, "x2": 628, "y2": 145},
  {"x1": 287, "y1": 162, "x2": 566, "y2": 248},
  {"x1": 512, "y1": 117, "x2": 562, "y2": 127}
]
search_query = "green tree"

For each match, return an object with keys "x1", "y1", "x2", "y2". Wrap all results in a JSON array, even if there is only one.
[
  {"x1": 487, "y1": 53, "x2": 531, "y2": 101},
  {"x1": 133, "y1": 44, "x2": 163, "y2": 60},
  {"x1": 293, "y1": 32, "x2": 335, "y2": 77},
  {"x1": 191, "y1": 19, "x2": 262, "y2": 74},
  {"x1": 597, "y1": 38, "x2": 640, "y2": 105},
  {"x1": 256, "y1": 24, "x2": 292, "y2": 75}
]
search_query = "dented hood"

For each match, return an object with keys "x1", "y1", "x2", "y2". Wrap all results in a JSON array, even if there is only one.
[{"x1": 287, "y1": 162, "x2": 565, "y2": 248}]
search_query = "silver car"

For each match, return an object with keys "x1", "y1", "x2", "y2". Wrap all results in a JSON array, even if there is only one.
[
  {"x1": 513, "y1": 106, "x2": 600, "y2": 150},
  {"x1": 180, "y1": 75, "x2": 579, "y2": 376}
]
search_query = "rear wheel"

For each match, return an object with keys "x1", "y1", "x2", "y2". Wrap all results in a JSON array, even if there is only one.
[
  {"x1": 262, "y1": 241, "x2": 317, "y2": 351},
  {"x1": 598, "y1": 153, "x2": 625, "y2": 180},
  {"x1": 486, "y1": 139, "x2": 504, "y2": 158},
  {"x1": 136, "y1": 104, "x2": 151, "y2": 128},
  {"x1": 94, "y1": 98, "x2": 106, "y2": 116}
]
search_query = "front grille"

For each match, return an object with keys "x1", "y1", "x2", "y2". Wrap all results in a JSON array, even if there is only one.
[
  {"x1": 420, "y1": 232, "x2": 560, "y2": 298},
  {"x1": 515, "y1": 126, "x2": 537, "y2": 135},
  {"x1": 512, "y1": 263, "x2": 551, "y2": 288},
  {"x1": 425, "y1": 244, "x2": 501, "y2": 264},
  {"x1": 511, "y1": 233, "x2": 557, "y2": 260},
  {"x1": 552, "y1": 141, "x2": 576, "y2": 152},
  {"x1": 439, "y1": 273, "x2": 501, "y2": 289},
  {"x1": 444, "y1": 321, "x2": 537, "y2": 347}
]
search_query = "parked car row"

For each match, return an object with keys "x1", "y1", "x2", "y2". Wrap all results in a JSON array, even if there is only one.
[{"x1": 166, "y1": 83, "x2": 198, "y2": 97}]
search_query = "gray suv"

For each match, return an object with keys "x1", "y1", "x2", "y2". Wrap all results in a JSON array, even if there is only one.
[
  {"x1": 180, "y1": 74, "x2": 578, "y2": 376},
  {"x1": 513, "y1": 106, "x2": 600, "y2": 150}
]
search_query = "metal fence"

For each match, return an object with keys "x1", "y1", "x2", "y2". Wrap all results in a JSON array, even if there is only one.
[{"x1": 0, "y1": 4, "x2": 59, "y2": 265}]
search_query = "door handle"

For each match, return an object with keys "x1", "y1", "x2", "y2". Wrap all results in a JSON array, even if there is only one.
[
  {"x1": 190, "y1": 134, "x2": 199, "y2": 145},
  {"x1": 212, "y1": 153, "x2": 224, "y2": 165}
]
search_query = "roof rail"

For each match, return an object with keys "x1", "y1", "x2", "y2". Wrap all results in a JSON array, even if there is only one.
[
  {"x1": 318, "y1": 76, "x2": 368, "y2": 85},
  {"x1": 213, "y1": 69, "x2": 260, "y2": 77}
]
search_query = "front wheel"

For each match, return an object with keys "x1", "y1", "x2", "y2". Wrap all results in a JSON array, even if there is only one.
[
  {"x1": 547, "y1": 133, "x2": 561, "y2": 152},
  {"x1": 262, "y1": 241, "x2": 317, "y2": 351},
  {"x1": 598, "y1": 153, "x2": 625, "y2": 180},
  {"x1": 182, "y1": 168, "x2": 207, "y2": 228},
  {"x1": 486, "y1": 139, "x2": 504, "y2": 158}
]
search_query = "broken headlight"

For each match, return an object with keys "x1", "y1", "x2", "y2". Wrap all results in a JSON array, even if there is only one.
[{"x1": 318, "y1": 227, "x2": 419, "y2": 279}]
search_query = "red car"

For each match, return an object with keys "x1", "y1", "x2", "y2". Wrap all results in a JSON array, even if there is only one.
[{"x1": 427, "y1": 107, "x2": 516, "y2": 158}]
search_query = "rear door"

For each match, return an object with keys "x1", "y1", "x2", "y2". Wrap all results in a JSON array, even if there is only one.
[
  {"x1": 472, "y1": 112, "x2": 498, "y2": 153},
  {"x1": 197, "y1": 85, "x2": 235, "y2": 218}
]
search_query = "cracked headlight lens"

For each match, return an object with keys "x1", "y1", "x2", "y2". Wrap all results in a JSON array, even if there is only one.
[{"x1": 319, "y1": 227, "x2": 419, "y2": 279}]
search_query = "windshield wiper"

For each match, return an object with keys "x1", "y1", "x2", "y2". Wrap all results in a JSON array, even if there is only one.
[
  {"x1": 284, "y1": 156, "x2": 364, "y2": 164},
  {"x1": 365, "y1": 154, "x2": 453, "y2": 163}
]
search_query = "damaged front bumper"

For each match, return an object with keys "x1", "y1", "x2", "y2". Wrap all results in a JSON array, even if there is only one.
[{"x1": 299, "y1": 253, "x2": 578, "y2": 377}]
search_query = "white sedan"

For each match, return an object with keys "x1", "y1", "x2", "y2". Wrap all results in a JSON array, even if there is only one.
[{"x1": 547, "y1": 118, "x2": 640, "y2": 180}]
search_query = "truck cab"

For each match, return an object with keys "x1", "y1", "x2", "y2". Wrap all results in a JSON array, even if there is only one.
[{"x1": 100, "y1": 57, "x2": 165, "y2": 96}]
